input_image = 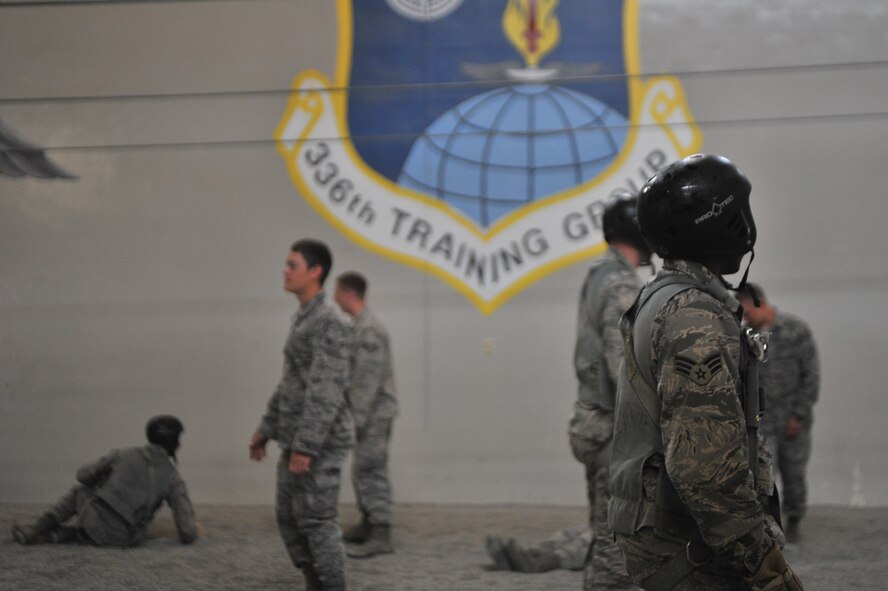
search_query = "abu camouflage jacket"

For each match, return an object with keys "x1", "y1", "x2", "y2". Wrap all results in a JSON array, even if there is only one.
[{"x1": 258, "y1": 291, "x2": 354, "y2": 456}]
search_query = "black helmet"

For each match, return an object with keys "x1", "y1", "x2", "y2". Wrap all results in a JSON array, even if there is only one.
[
  {"x1": 602, "y1": 196, "x2": 652, "y2": 263},
  {"x1": 638, "y1": 154, "x2": 755, "y2": 273},
  {"x1": 146, "y1": 415, "x2": 184, "y2": 459}
]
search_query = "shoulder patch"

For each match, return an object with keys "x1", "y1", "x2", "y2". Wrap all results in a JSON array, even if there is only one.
[{"x1": 674, "y1": 353, "x2": 723, "y2": 385}]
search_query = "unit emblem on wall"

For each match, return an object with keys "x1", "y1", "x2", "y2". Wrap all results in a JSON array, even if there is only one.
[{"x1": 276, "y1": 0, "x2": 701, "y2": 313}]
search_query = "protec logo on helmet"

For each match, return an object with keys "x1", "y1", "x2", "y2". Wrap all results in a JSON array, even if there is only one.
[{"x1": 694, "y1": 194, "x2": 735, "y2": 225}]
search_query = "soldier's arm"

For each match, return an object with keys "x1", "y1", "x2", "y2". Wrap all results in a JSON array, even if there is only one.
[
  {"x1": 600, "y1": 273, "x2": 641, "y2": 384},
  {"x1": 167, "y1": 474, "x2": 198, "y2": 544},
  {"x1": 656, "y1": 294, "x2": 773, "y2": 569},
  {"x1": 574, "y1": 276, "x2": 595, "y2": 383},
  {"x1": 256, "y1": 360, "x2": 289, "y2": 442},
  {"x1": 291, "y1": 316, "x2": 350, "y2": 456},
  {"x1": 347, "y1": 324, "x2": 388, "y2": 433},
  {"x1": 791, "y1": 321, "x2": 820, "y2": 422},
  {"x1": 75, "y1": 448, "x2": 120, "y2": 486}
]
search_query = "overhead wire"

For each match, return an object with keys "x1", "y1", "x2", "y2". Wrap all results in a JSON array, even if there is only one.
[
  {"x1": 1, "y1": 59, "x2": 887, "y2": 104},
  {"x1": 1, "y1": 3, "x2": 886, "y2": 153},
  {"x1": 21, "y1": 109, "x2": 888, "y2": 153}
]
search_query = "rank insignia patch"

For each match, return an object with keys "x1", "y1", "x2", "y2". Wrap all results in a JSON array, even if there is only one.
[
  {"x1": 675, "y1": 353, "x2": 723, "y2": 386},
  {"x1": 276, "y1": 0, "x2": 701, "y2": 313}
]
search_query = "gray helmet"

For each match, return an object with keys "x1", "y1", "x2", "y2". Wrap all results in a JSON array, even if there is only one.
[
  {"x1": 638, "y1": 154, "x2": 755, "y2": 274},
  {"x1": 146, "y1": 415, "x2": 184, "y2": 458},
  {"x1": 602, "y1": 196, "x2": 652, "y2": 263}
]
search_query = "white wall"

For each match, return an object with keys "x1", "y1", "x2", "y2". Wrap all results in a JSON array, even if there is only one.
[{"x1": 1, "y1": 0, "x2": 887, "y2": 507}]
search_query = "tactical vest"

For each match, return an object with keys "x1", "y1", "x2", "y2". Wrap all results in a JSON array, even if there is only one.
[
  {"x1": 608, "y1": 268, "x2": 758, "y2": 540},
  {"x1": 95, "y1": 445, "x2": 176, "y2": 530},
  {"x1": 574, "y1": 260, "x2": 625, "y2": 411}
]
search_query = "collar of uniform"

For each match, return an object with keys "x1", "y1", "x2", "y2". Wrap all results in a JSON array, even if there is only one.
[
  {"x1": 605, "y1": 245, "x2": 633, "y2": 270},
  {"x1": 662, "y1": 259, "x2": 741, "y2": 317},
  {"x1": 145, "y1": 442, "x2": 172, "y2": 461},
  {"x1": 353, "y1": 307, "x2": 370, "y2": 325},
  {"x1": 297, "y1": 290, "x2": 326, "y2": 319}
]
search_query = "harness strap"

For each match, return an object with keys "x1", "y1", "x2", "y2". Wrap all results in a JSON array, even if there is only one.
[
  {"x1": 642, "y1": 540, "x2": 713, "y2": 591},
  {"x1": 628, "y1": 277, "x2": 698, "y2": 423}
]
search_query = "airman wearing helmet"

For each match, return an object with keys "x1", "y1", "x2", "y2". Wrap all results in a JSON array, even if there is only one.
[{"x1": 608, "y1": 155, "x2": 803, "y2": 590}]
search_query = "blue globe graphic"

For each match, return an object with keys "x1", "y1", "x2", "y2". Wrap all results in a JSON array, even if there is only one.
[{"x1": 397, "y1": 84, "x2": 629, "y2": 227}]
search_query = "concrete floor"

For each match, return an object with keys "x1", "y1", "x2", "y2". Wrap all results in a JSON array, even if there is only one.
[{"x1": 2, "y1": 503, "x2": 886, "y2": 590}]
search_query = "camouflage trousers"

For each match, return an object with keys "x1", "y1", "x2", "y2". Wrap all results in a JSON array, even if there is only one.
[
  {"x1": 352, "y1": 416, "x2": 394, "y2": 526},
  {"x1": 766, "y1": 428, "x2": 811, "y2": 521},
  {"x1": 569, "y1": 410, "x2": 634, "y2": 590},
  {"x1": 276, "y1": 447, "x2": 349, "y2": 588},
  {"x1": 45, "y1": 484, "x2": 134, "y2": 547}
]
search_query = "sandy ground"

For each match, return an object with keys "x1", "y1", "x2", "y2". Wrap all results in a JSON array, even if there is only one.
[{"x1": 2, "y1": 503, "x2": 886, "y2": 590}]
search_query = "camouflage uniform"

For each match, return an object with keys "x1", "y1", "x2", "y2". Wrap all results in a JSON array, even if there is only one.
[
  {"x1": 38, "y1": 443, "x2": 196, "y2": 546},
  {"x1": 759, "y1": 312, "x2": 819, "y2": 522},
  {"x1": 609, "y1": 260, "x2": 779, "y2": 590},
  {"x1": 486, "y1": 526, "x2": 592, "y2": 572},
  {"x1": 345, "y1": 308, "x2": 398, "y2": 526},
  {"x1": 527, "y1": 526, "x2": 593, "y2": 571},
  {"x1": 571, "y1": 246, "x2": 641, "y2": 590},
  {"x1": 257, "y1": 291, "x2": 354, "y2": 589}
]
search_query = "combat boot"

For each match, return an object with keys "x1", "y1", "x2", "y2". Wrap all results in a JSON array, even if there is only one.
[
  {"x1": 504, "y1": 538, "x2": 560, "y2": 573},
  {"x1": 45, "y1": 526, "x2": 81, "y2": 544},
  {"x1": 306, "y1": 566, "x2": 346, "y2": 591},
  {"x1": 346, "y1": 524, "x2": 393, "y2": 558},
  {"x1": 484, "y1": 534, "x2": 514, "y2": 570},
  {"x1": 302, "y1": 567, "x2": 323, "y2": 591},
  {"x1": 342, "y1": 516, "x2": 371, "y2": 544},
  {"x1": 11, "y1": 513, "x2": 59, "y2": 545}
]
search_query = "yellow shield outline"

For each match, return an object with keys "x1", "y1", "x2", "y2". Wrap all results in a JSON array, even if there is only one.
[{"x1": 275, "y1": 0, "x2": 702, "y2": 314}]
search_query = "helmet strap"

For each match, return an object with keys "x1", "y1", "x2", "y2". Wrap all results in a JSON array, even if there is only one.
[
  {"x1": 726, "y1": 249, "x2": 758, "y2": 306},
  {"x1": 648, "y1": 257, "x2": 658, "y2": 275}
]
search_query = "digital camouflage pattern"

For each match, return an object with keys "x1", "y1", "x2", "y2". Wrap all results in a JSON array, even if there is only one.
[
  {"x1": 767, "y1": 429, "x2": 811, "y2": 522},
  {"x1": 345, "y1": 308, "x2": 397, "y2": 431},
  {"x1": 572, "y1": 246, "x2": 641, "y2": 590},
  {"x1": 760, "y1": 311, "x2": 819, "y2": 521},
  {"x1": 258, "y1": 292, "x2": 354, "y2": 455},
  {"x1": 487, "y1": 527, "x2": 592, "y2": 572},
  {"x1": 582, "y1": 444, "x2": 636, "y2": 590},
  {"x1": 345, "y1": 307, "x2": 397, "y2": 526},
  {"x1": 758, "y1": 312, "x2": 819, "y2": 435},
  {"x1": 44, "y1": 443, "x2": 196, "y2": 546},
  {"x1": 276, "y1": 447, "x2": 350, "y2": 588},
  {"x1": 535, "y1": 526, "x2": 593, "y2": 571},
  {"x1": 257, "y1": 291, "x2": 353, "y2": 589},
  {"x1": 574, "y1": 247, "x2": 643, "y2": 411},
  {"x1": 615, "y1": 259, "x2": 779, "y2": 588},
  {"x1": 351, "y1": 416, "x2": 394, "y2": 526}
]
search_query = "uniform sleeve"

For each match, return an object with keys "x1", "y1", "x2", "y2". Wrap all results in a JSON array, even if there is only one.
[
  {"x1": 346, "y1": 324, "x2": 388, "y2": 433},
  {"x1": 791, "y1": 322, "x2": 820, "y2": 422},
  {"x1": 257, "y1": 367, "x2": 285, "y2": 440},
  {"x1": 167, "y1": 473, "x2": 198, "y2": 544},
  {"x1": 600, "y1": 273, "x2": 641, "y2": 384},
  {"x1": 654, "y1": 293, "x2": 768, "y2": 559},
  {"x1": 75, "y1": 449, "x2": 121, "y2": 487},
  {"x1": 291, "y1": 315, "x2": 350, "y2": 456}
]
